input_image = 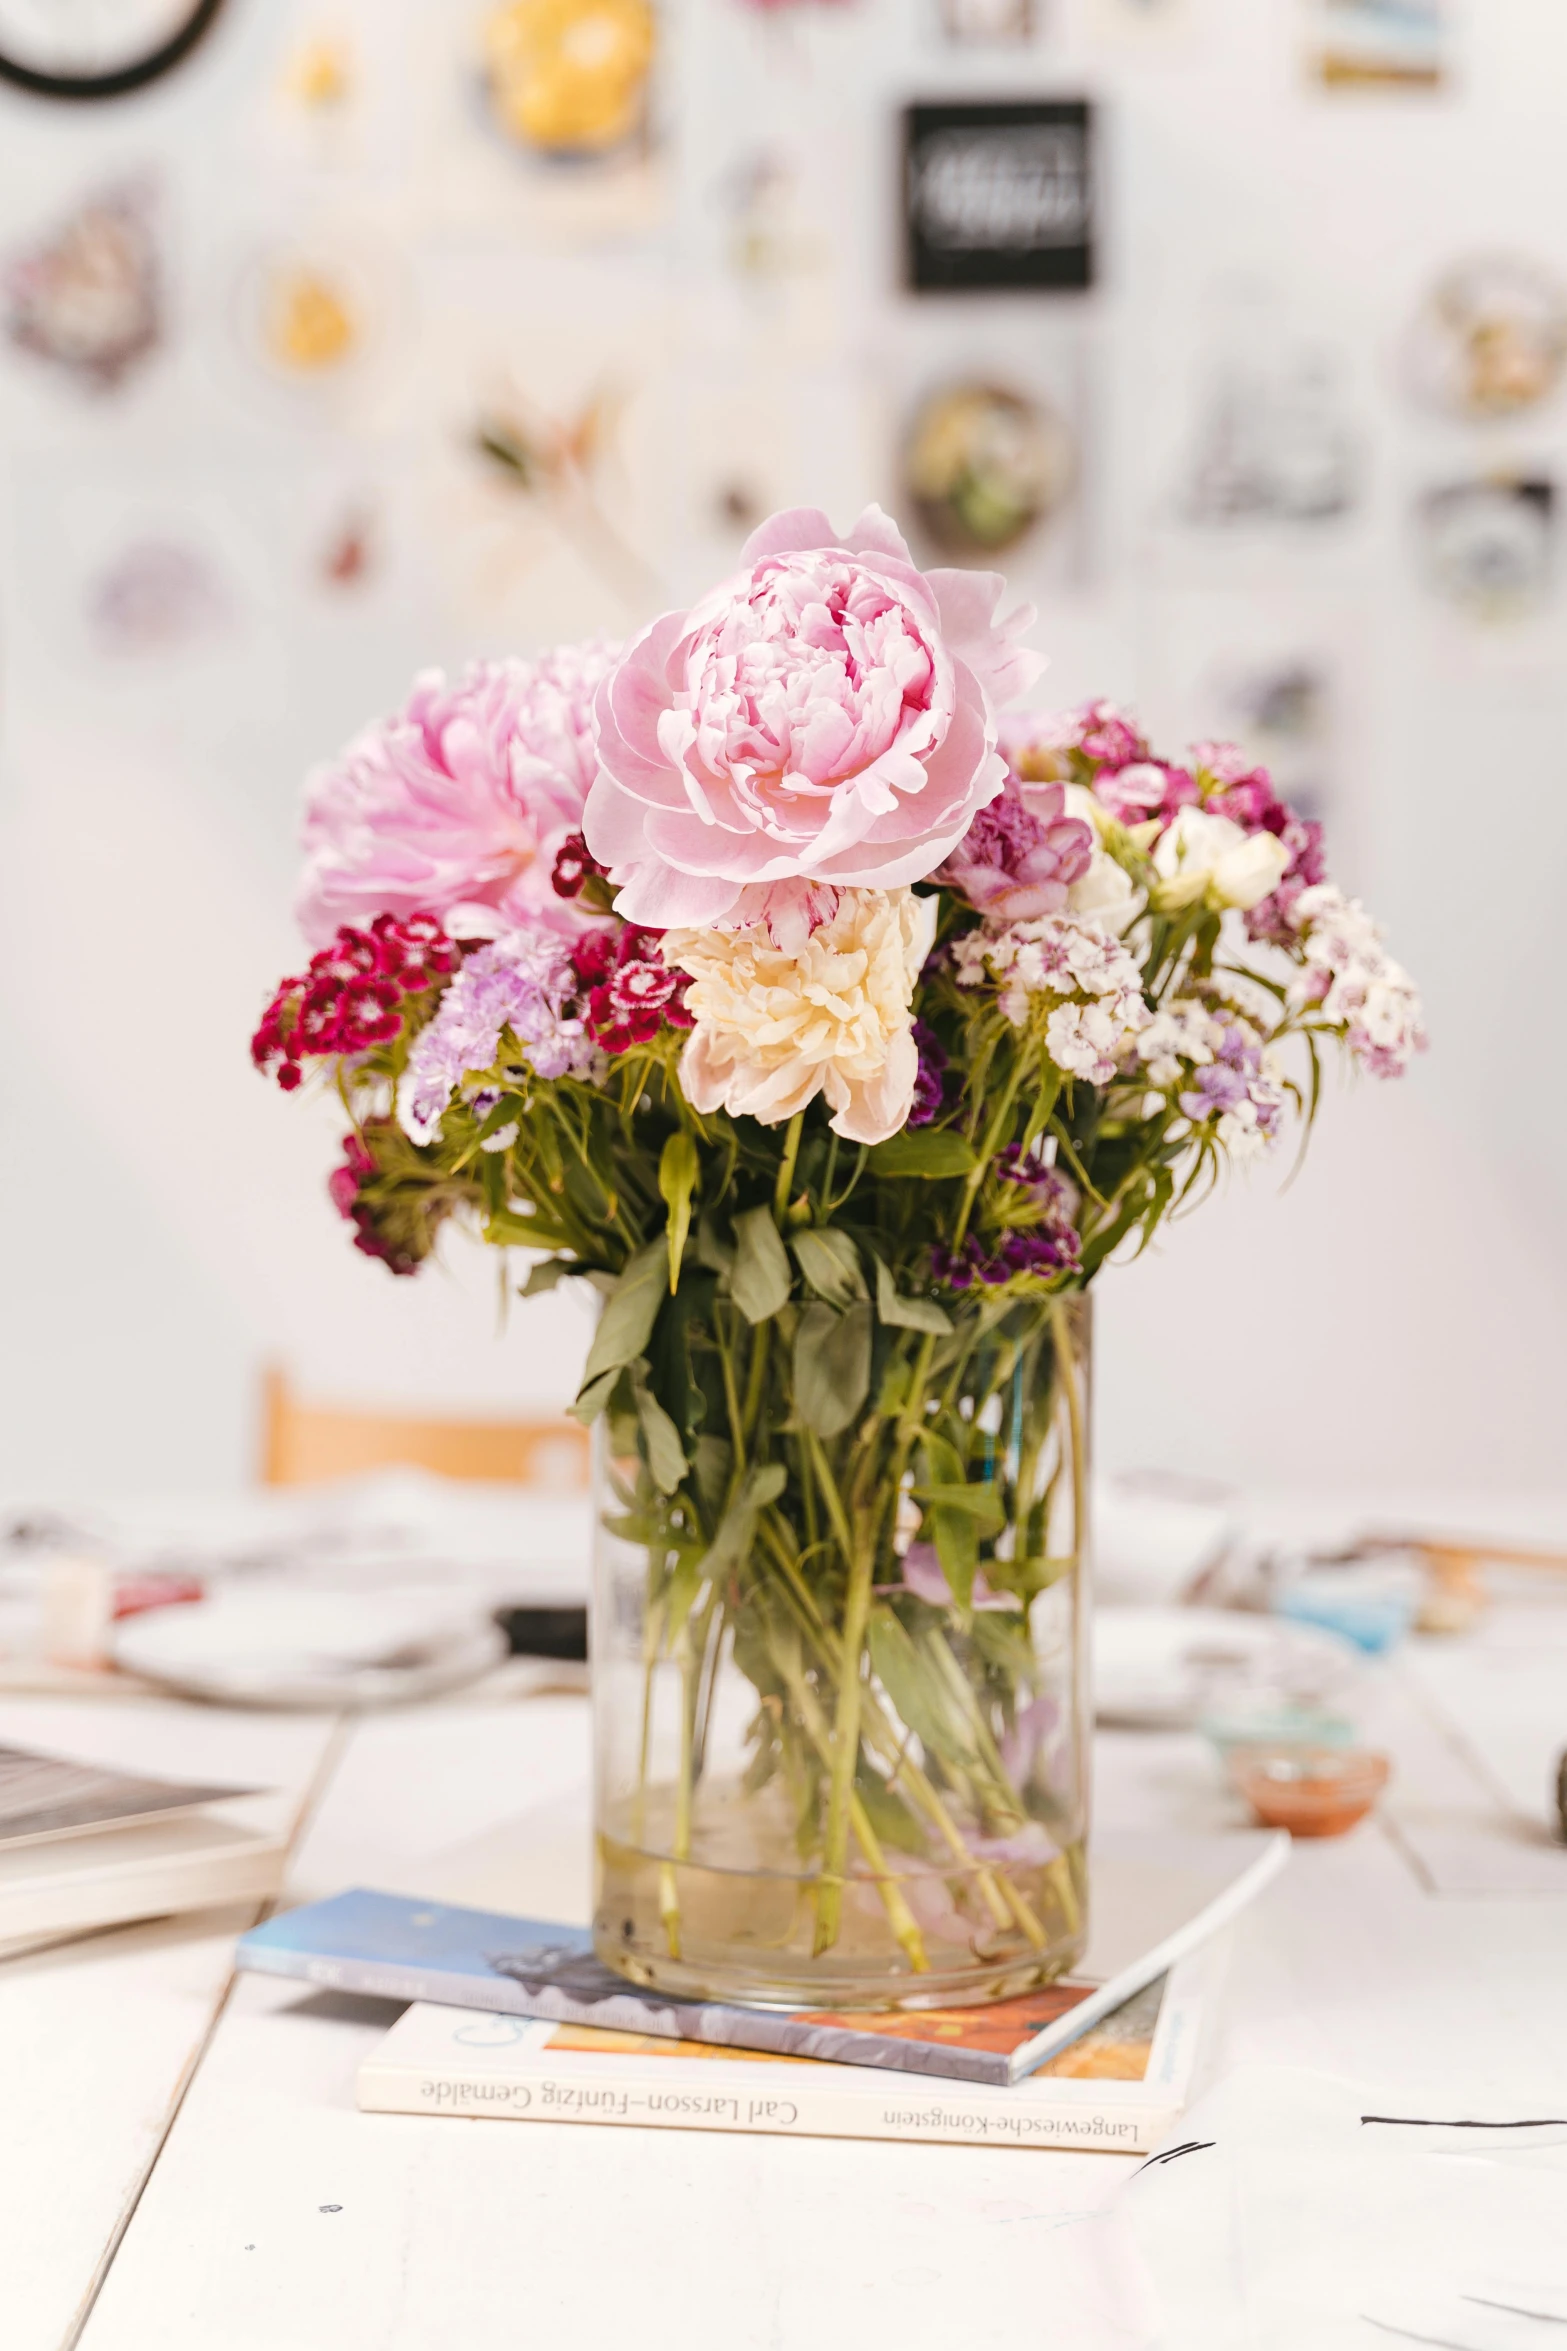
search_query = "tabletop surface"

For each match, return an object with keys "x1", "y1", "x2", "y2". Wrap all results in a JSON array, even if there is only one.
[{"x1": 3, "y1": 1597, "x2": 1565, "y2": 2351}]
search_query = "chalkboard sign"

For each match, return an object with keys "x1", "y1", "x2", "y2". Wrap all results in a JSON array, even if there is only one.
[{"x1": 903, "y1": 100, "x2": 1094, "y2": 294}]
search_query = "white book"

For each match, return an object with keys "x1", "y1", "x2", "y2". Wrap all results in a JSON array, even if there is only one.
[
  {"x1": 0, "y1": 1811, "x2": 288, "y2": 1953},
  {"x1": 358, "y1": 1945, "x2": 1218, "y2": 2154}
]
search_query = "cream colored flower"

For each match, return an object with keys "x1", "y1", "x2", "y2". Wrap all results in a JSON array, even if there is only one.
[
  {"x1": 1150, "y1": 807, "x2": 1289, "y2": 914},
  {"x1": 665, "y1": 886, "x2": 933, "y2": 1145}
]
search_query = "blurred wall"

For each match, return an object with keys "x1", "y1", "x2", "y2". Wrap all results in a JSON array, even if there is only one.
[{"x1": 1, "y1": 0, "x2": 1563, "y2": 1500}]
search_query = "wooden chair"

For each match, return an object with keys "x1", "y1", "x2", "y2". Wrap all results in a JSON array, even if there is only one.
[{"x1": 259, "y1": 1367, "x2": 589, "y2": 1491}]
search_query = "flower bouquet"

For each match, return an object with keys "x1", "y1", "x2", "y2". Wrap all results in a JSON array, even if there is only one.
[{"x1": 255, "y1": 506, "x2": 1423, "y2": 2008}]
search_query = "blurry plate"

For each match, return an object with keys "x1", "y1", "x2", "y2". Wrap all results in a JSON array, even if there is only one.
[
  {"x1": 1094, "y1": 1606, "x2": 1360, "y2": 1732},
  {"x1": 112, "y1": 1586, "x2": 508, "y2": 1710}
]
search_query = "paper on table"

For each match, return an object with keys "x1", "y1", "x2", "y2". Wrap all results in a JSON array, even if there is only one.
[{"x1": 1121, "y1": 2067, "x2": 1567, "y2": 2350}]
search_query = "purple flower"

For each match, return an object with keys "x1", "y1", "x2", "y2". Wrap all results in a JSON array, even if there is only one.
[
  {"x1": 933, "y1": 777, "x2": 1092, "y2": 924},
  {"x1": 907, "y1": 1019, "x2": 951, "y2": 1127},
  {"x1": 897, "y1": 1544, "x2": 1020, "y2": 1613},
  {"x1": 400, "y1": 927, "x2": 593, "y2": 1143}
]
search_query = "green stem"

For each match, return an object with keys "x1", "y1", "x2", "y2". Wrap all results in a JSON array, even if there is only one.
[
  {"x1": 772, "y1": 1110, "x2": 805, "y2": 1222},
  {"x1": 813, "y1": 1509, "x2": 876, "y2": 1954}
]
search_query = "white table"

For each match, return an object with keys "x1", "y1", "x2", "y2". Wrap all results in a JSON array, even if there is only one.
[{"x1": 3, "y1": 1611, "x2": 1565, "y2": 2351}]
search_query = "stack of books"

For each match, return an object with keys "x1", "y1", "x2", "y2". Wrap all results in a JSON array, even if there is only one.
[
  {"x1": 237, "y1": 1830, "x2": 1287, "y2": 2151},
  {"x1": 0, "y1": 1741, "x2": 288, "y2": 1958}
]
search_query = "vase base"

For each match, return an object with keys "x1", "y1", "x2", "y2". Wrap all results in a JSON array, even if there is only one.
[{"x1": 593, "y1": 1825, "x2": 1087, "y2": 2012}]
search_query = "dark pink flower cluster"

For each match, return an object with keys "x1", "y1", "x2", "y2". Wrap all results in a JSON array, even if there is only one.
[
  {"x1": 550, "y1": 831, "x2": 606, "y2": 901},
  {"x1": 327, "y1": 1126, "x2": 419, "y2": 1276},
  {"x1": 934, "y1": 777, "x2": 1092, "y2": 924},
  {"x1": 569, "y1": 924, "x2": 694, "y2": 1056},
  {"x1": 251, "y1": 913, "x2": 460, "y2": 1091}
]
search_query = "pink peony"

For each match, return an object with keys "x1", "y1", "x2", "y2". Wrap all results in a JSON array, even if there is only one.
[
  {"x1": 582, "y1": 505, "x2": 1041, "y2": 929},
  {"x1": 297, "y1": 642, "x2": 617, "y2": 948}
]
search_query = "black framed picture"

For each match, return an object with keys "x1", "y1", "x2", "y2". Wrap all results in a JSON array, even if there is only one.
[
  {"x1": 903, "y1": 100, "x2": 1094, "y2": 294},
  {"x1": 0, "y1": 0, "x2": 226, "y2": 101}
]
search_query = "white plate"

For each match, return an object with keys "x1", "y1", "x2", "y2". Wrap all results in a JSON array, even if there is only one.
[
  {"x1": 113, "y1": 1586, "x2": 508, "y2": 1711},
  {"x1": 1093, "y1": 1606, "x2": 1361, "y2": 1731}
]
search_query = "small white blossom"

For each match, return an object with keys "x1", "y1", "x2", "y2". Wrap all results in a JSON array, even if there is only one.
[
  {"x1": 957, "y1": 913, "x2": 1150, "y2": 1077},
  {"x1": 1287, "y1": 885, "x2": 1426, "y2": 1077}
]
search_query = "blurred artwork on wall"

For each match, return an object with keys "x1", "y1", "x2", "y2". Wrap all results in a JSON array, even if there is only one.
[
  {"x1": 1306, "y1": 0, "x2": 1447, "y2": 93},
  {"x1": 902, "y1": 380, "x2": 1075, "y2": 559},
  {"x1": 452, "y1": 373, "x2": 665, "y2": 617},
  {"x1": 1415, "y1": 473, "x2": 1555, "y2": 620},
  {"x1": 936, "y1": 0, "x2": 1037, "y2": 45},
  {"x1": 481, "y1": 0, "x2": 655, "y2": 160},
  {"x1": 1404, "y1": 256, "x2": 1567, "y2": 423},
  {"x1": 1206, "y1": 657, "x2": 1335, "y2": 824},
  {"x1": 1179, "y1": 342, "x2": 1358, "y2": 527},
  {"x1": 229, "y1": 227, "x2": 401, "y2": 411},
  {"x1": 1084, "y1": 0, "x2": 1195, "y2": 45},
  {"x1": 3, "y1": 178, "x2": 162, "y2": 394},
  {"x1": 89, "y1": 539, "x2": 236, "y2": 657},
  {"x1": 903, "y1": 101, "x2": 1093, "y2": 294},
  {"x1": 716, "y1": 150, "x2": 827, "y2": 283}
]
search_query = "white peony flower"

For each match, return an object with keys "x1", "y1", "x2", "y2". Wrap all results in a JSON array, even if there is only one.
[
  {"x1": 665, "y1": 885, "x2": 931, "y2": 1145},
  {"x1": 1150, "y1": 807, "x2": 1290, "y2": 913}
]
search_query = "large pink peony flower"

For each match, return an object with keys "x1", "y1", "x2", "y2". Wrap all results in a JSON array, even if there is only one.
[
  {"x1": 296, "y1": 642, "x2": 617, "y2": 948},
  {"x1": 582, "y1": 505, "x2": 1042, "y2": 928}
]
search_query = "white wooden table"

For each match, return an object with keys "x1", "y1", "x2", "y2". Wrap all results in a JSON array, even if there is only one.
[{"x1": 4, "y1": 1606, "x2": 1565, "y2": 2351}]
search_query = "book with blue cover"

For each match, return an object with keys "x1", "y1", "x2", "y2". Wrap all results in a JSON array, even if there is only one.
[{"x1": 237, "y1": 1829, "x2": 1286, "y2": 2087}]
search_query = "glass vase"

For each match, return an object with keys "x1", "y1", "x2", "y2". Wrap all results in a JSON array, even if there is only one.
[{"x1": 589, "y1": 1288, "x2": 1091, "y2": 2010}]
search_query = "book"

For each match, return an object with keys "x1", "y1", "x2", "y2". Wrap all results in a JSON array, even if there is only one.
[
  {"x1": 239, "y1": 1827, "x2": 1286, "y2": 2087},
  {"x1": 356, "y1": 1950, "x2": 1214, "y2": 2152},
  {"x1": 0, "y1": 1743, "x2": 286, "y2": 1954},
  {"x1": 0, "y1": 1742, "x2": 255, "y2": 1849}
]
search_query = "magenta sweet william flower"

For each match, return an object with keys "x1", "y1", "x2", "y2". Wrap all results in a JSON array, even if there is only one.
[
  {"x1": 933, "y1": 776, "x2": 1092, "y2": 923},
  {"x1": 296, "y1": 643, "x2": 618, "y2": 949},
  {"x1": 582, "y1": 505, "x2": 1042, "y2": 928},
  {"x1": 574, "y1": 923, "x2": 693, "y2": 1055}
]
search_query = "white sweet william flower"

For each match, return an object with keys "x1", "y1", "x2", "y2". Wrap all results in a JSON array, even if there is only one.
[
  {"x1": 1045, "y1": 997, "x2": 1145, "y2": 1085},
  {"x1": 1286, "y1": 885, "x2": 1426, "y2": 1076},
  {"x1": 1150, "y1": 807, "x2": 1290, "y2": 913},
  {"x1": 664, "y1": 885, "x2": 933, "y2": 1145},
  {"x1": 1136, "y1": 998, "x2": 1227, "y2": 1087},
  {"x1": 955, "y1": 912, "x2": 1150, "y2": 1076}
]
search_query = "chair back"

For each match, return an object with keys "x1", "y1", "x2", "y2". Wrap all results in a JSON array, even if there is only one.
[{"x1": 260, "y1": 1367, "x2": 589, "y2": 1491}]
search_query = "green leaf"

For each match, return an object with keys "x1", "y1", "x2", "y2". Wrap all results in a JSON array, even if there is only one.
[
  {"x1": 629, "y1": 1358, "x2": 688, "y2": 1495},
  {"x1": 657, "y1": 1133, "x2": 700, "y2": 1295},
  {"x1": 701, "y1": 1461, "x2": 788, "y2": 1580},
  {"x1": 928, "y1": 1503, "x2": 978, "y2": 1611},
  {"x1": 911, "y1": 1480, "x2": 1006, "y2": 1532},
  {"x1": 580, "y1": 1238, "x2": 668, "y2": 1388},
  {"x1": 791, "y1": 1227, "x2": 867, "y2": 1309},
  {"x1": 518, "y1": 1257, "x2": 575, "y2": 1299},
  {"x1": 866, "y1": 1612, "x2": 978, "y2": 1772},
  {"x1": 485, "y1": 1208, "x2": 544, "y2": 1247},
  {"x1": 567, "y1": 1364, "x2": 621, "y2": 1427},
  {"x1": 691, "y1": 1435, "x2": 733, "y2": 1516},
  {"x1": 867, "y1": 1130, "x2": 976, "y2": 1180},
  {"x1": 695, "y1": 1211, "x2": 735, "y2": 1276},
  {"x1": 874, "y1": 1255, "x2": 953, "y2": 1336},
  {"x1": 792, "y1": 1302, "x2": 873, "y2": 1438},
  {"x1": 729, "y1": 1207, "x2": 793, "y2": 1324}
]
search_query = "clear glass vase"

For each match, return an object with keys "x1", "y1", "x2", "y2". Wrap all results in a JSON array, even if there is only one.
[{"x1": 589, "y1": 1289, "x2": 1091, "y2": 2010}]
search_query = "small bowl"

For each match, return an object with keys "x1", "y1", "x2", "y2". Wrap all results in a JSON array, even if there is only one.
[{"x1": 1229, "y1": 1744, "x2": 1391, "y2": 1838}]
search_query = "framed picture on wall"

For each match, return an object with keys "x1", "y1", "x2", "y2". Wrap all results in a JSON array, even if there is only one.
[
  {"x1": 0, "y1": 0, "x2": 226, "y2": 99},
  {"x1": 902, "y1": 100, "x2": 1094, "y2": 294}
]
